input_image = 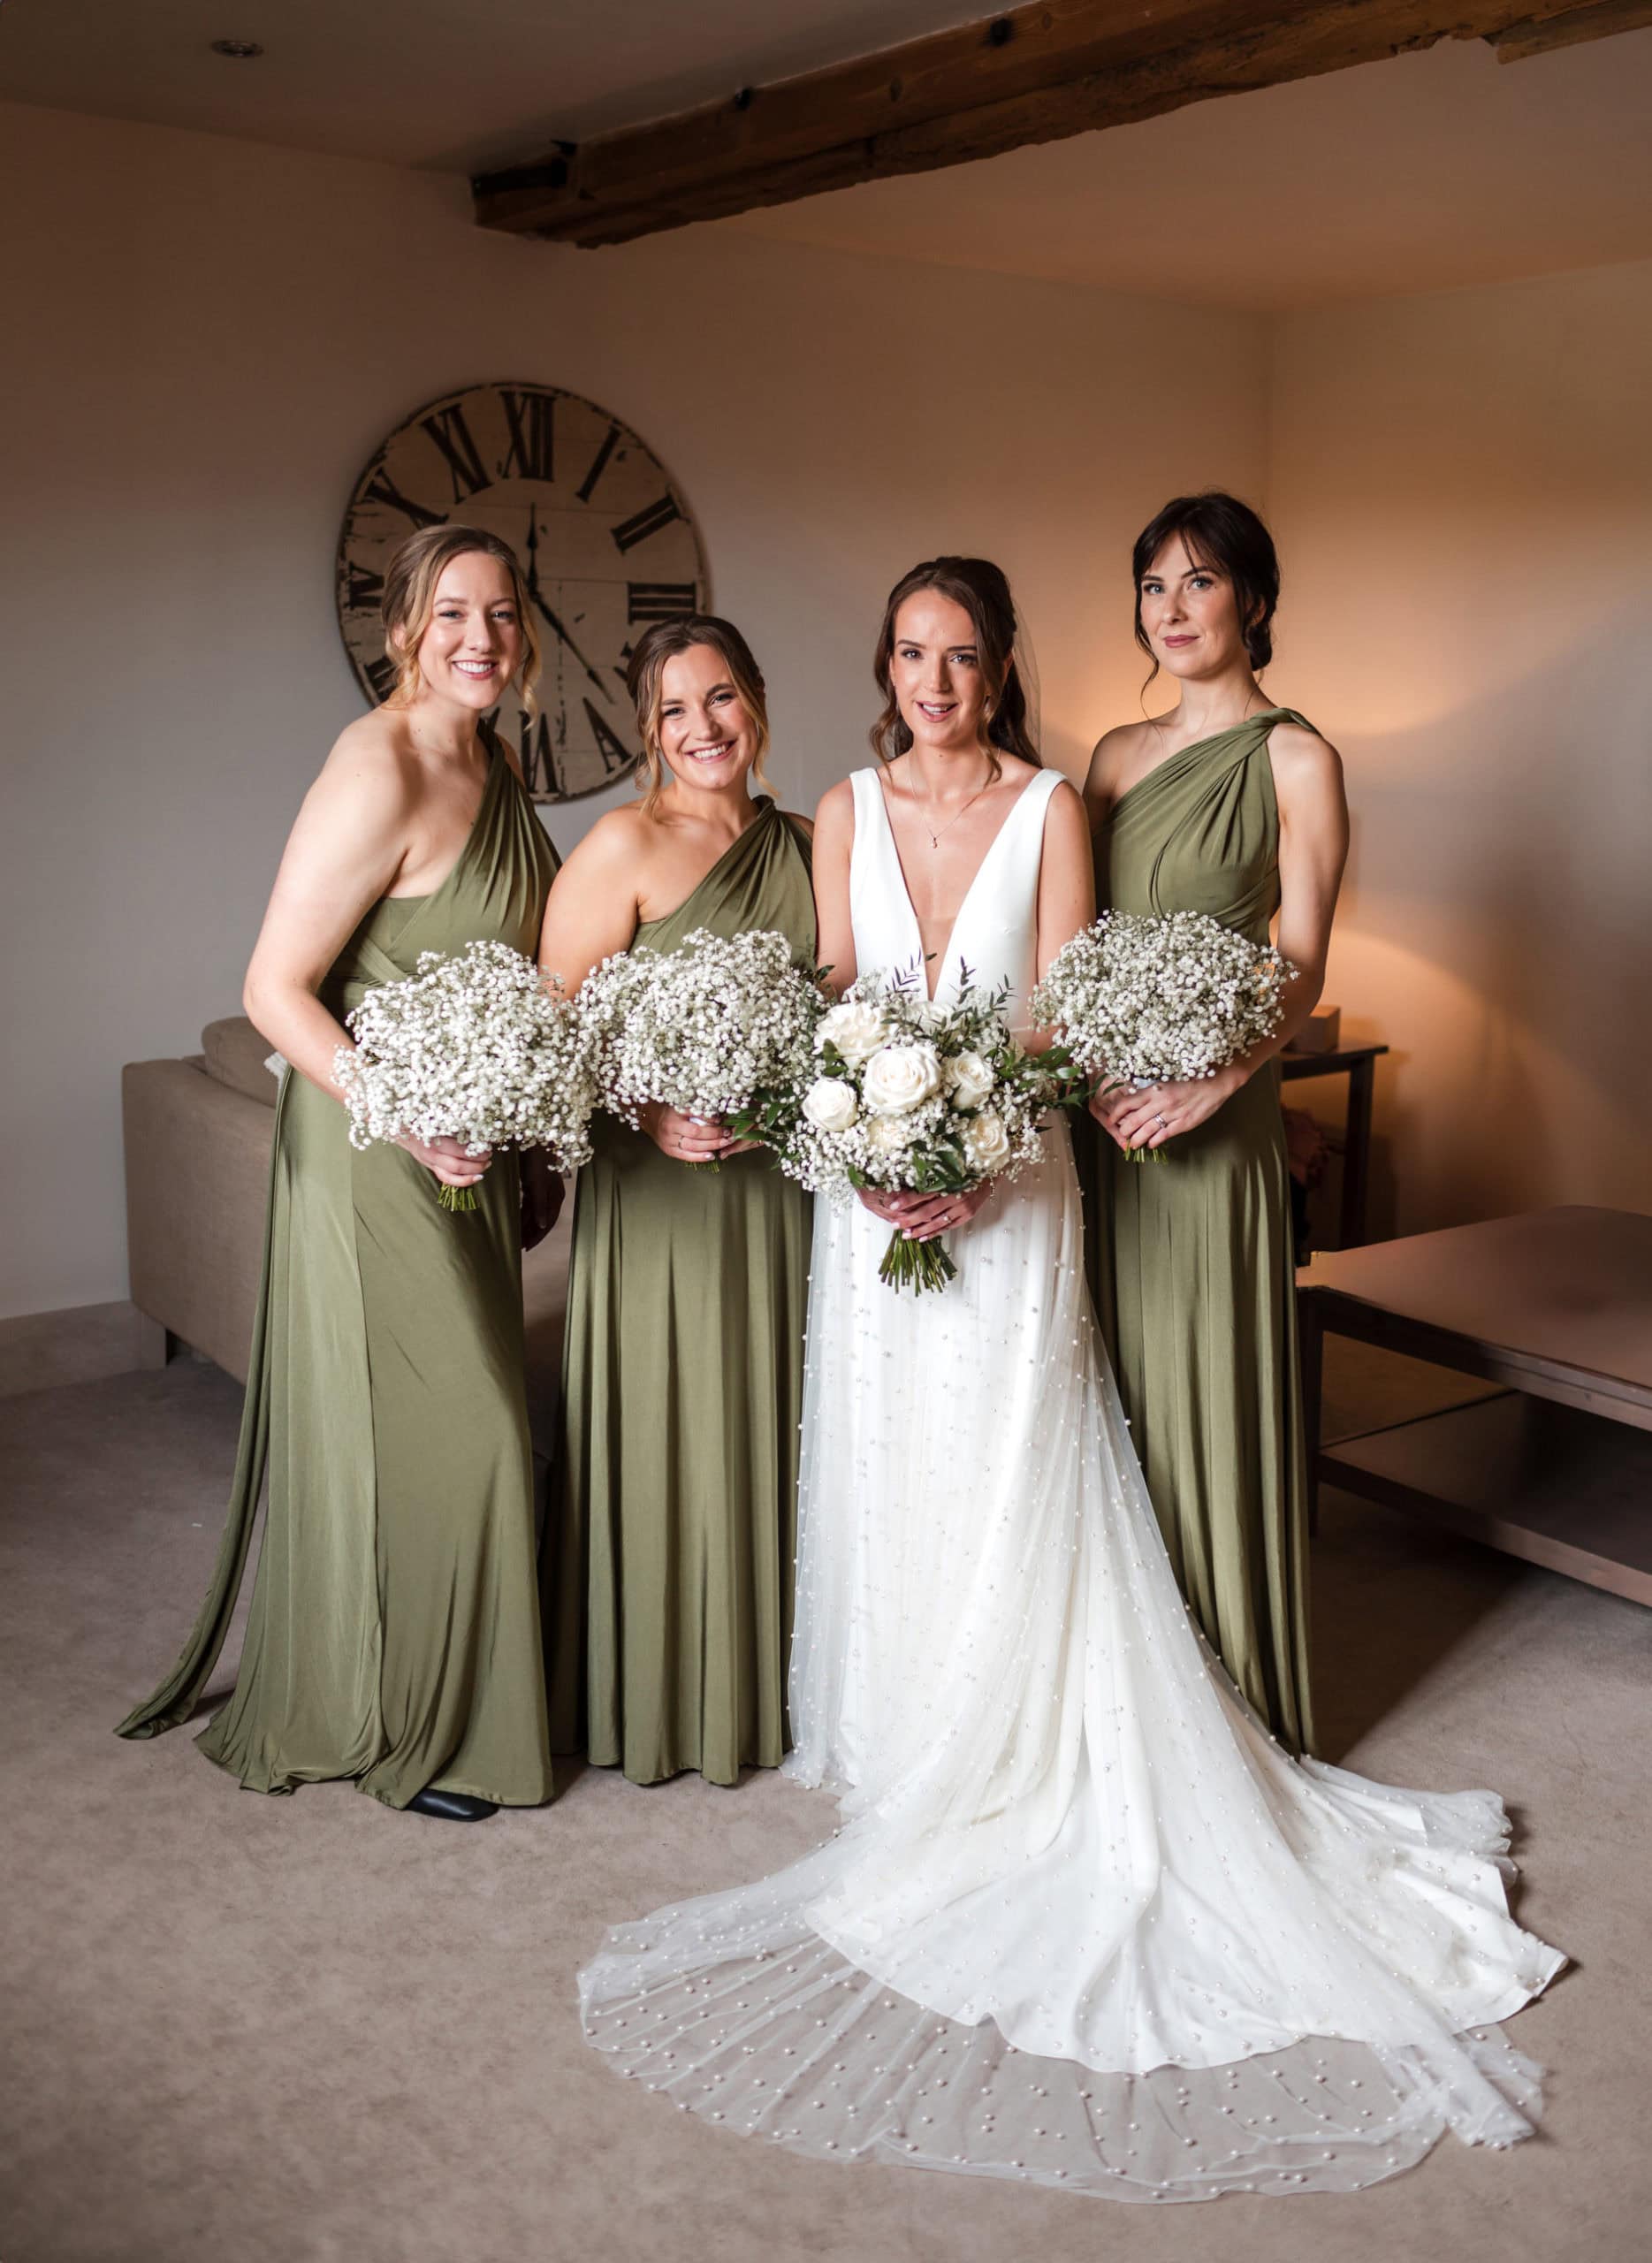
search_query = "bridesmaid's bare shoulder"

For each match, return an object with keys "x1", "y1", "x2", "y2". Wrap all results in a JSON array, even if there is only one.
[
  {"x1": 304, "y1": 708, "x2": 421, "y2": 829},
  {"x1": 553, "y1": 799, "x2": 658, "y2": 883},
  {"x1": 1264, "y1": 717, "x2": 1346, "y2": 842},
  {"x1": 1082, "y1": 720, "x2": 1154, "y2": 811},
  {"x1": 1265, "y1": 715, "x2": 1343, "y2": 783}
]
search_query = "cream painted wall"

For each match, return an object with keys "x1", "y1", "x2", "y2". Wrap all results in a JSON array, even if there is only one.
[
  {"x1": 0, "y1": 101, "x2": 1267, "y2": 1318},
  {"x1": 1267, "y1": 260, "x2": 1652, "y2": 1236}
]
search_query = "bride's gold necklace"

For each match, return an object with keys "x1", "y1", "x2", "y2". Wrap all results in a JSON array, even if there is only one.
[{"x1": 911, "y1": 762, "x2": 994, "y2": 850}]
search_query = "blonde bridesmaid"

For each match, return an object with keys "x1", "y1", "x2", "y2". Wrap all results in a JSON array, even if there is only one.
[
  {"x1": 540, "y1": 616, "x2": 815, "y2": 1785},
  {"x1": 119, "y1": 527, "x2": 560, "y2": 1820}
]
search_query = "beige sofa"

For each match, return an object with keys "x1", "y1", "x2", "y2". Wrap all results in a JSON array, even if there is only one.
[{"x1": 122, "y1": 1016, "x2": 570, "y2": 1445}]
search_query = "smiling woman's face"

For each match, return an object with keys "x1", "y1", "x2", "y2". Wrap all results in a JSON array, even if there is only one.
[
  {"x1": 888, "y1": 591, "x2": 989, "y2": 757},
  {"x1": 1137, "y1": 537, "x2": 1249, "y2": 682},
  {"x1": 656, "y1": 642, "x2": 761, "y2": 793},
  {"x1": 410, "y1": 551, "x2": 525, "y2": 711}
]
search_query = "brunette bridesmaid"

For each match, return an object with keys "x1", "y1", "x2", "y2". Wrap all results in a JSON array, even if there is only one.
[
  {"x1": 1081, "y1": 492, "x2": 1347, "y2": 1755},
  {"x1": 540, "y1": 616, "x2": 815, "y2": 1786},
  {"x1": 118, "y1": 526, "x2": 561, "y2": 1819}
]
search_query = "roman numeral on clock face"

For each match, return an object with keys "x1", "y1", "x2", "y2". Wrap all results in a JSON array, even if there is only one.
[
  {"x1": 361, "y1": 465, "x2": 443, "y2": 529},
  {"x1": 364, "y1": 654, "x2": 399, "y2": 703},
  {"x1": 498, "y1": 389, "x2": 554, "y2": 483},
  {"x1": 575, "y1": 422, "x2": 621, "y2": 503},
  {"x1": 582, "y1": 698, "x2": 633, "y2": 774},
  {"x1": 611, "y1": 494, "x2": 683, "y2": 554},
  {"x1": 420, "y1": 403, "x2": 489, "y2": 502},
  {"x1": 627, "y1": 581, "x2": 697, "y2": 623},
  {"x1": 521, "y1": 712, "x2": 561, "y2": 798},
  {"x1": 344, "y1": 562, "x2": 384, "y2": 611}
]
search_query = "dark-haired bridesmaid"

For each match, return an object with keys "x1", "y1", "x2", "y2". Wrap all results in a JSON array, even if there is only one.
[
  {"x1": 540, "y1": 617, "x2": 815, "y2": 1785},
  {"x1": 1081, "y1": 492, "x2": 1347, "y2": 1755}
]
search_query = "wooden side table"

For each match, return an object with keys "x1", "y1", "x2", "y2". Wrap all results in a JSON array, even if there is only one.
[
  {"x1": 1299, "y1": 1206, "x2": 1652, "y2": 1601},
  {"x1": 1281, "y1": 1042, "x2": 1388, "y2": 1248}
]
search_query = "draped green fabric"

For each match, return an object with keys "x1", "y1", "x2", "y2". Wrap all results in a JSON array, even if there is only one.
[
  {"x1": 1079, "y1": 708, "x2": 1316, "y2": 1756},
  {"x1": 548, "y1": 799, "x2": 816, "y2": 1787},
  {"x1": 117, "y1": 732, "x2": 565, "y2": 1808}
]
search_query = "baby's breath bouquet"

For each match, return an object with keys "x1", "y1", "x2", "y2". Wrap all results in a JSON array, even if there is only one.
[
  {"x1": 578, "y1": 927, "x2": 825, "y2": 1170},
  {"x1": 746, "y1": 964, "x2": 1070, "y2": 1292},
  {"x1": 334, "y1": 940, "x2": 596, "y2": 1211},
  {"x1": 1031, "y1": 911, "x2": 1296, "y2": 1160}
]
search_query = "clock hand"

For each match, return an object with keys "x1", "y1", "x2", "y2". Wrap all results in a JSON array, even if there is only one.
[{"x1": 530, "y1": 586, "x2": 615, "y2": 705}]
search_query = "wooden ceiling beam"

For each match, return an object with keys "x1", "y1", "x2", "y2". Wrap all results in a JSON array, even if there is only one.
[
  {"x1": 473, "y1": 0, "x2": 1643, "y2": 247},
  {"x1": 1489, "y1": 0, "x2": 1652, "y2": 61}
]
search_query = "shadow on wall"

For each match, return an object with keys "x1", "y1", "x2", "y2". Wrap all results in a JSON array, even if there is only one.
[{"x1": 1315, "y1": 613, "x2": 1652, "y2": 1235}]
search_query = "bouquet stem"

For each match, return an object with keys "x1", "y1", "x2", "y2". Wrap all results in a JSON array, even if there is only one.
[
  {"x1": 879, "y1": 1227, "x2": 958, "y2": 1294},
  {"x1": 437, "y1": 1183, "x2": 480, "y2": 1212}
]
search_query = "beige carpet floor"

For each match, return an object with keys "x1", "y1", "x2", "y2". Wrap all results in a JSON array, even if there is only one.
[{"x1": 2, "y1": 1344, "x2": 1648, "y2": 2263}]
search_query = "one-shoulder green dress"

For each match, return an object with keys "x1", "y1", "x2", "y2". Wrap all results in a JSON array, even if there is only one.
[
  {"x1": 549, "y1": 799, "x2": 816, "y2": 1786},
  {"x1": 1083, "y1": 709, "x2": 1316, "y2": 1755},
  {"x1": 118, "y1": 732, "x2": 566, "y2": 1808}
]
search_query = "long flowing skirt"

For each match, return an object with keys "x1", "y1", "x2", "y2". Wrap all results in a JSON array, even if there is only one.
[
  {"x1": 579, "y1": 1124, "x2": 1562, "y2": 2198},
  {"x1": 554, "y1": 1117, "x2": 811, "y2": 1785}
]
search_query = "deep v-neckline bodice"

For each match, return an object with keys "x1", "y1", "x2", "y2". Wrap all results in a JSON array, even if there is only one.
[{"x1": 869, "y1": 768, "x2": 1049, "y2": 1002}]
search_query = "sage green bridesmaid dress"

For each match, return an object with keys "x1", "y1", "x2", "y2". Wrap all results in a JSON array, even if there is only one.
[
  {"x1": 549, "y1": 799, "x2": 815, "y2": 1787},
  {"x1": 118, "y1": 731, "x2": 567, "y2": 1808},
  {"x1": 1082, "y1": 708, "x2": 1316, "y2": 1755}
]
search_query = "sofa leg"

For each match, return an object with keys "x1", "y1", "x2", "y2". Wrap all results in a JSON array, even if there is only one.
[{"x1": 135, "y1": 1313, "x2": 179, "y2": 1369}]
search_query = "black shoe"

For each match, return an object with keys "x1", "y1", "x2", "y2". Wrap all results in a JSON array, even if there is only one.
[{"x1": 405, "y1": 1787, "x2": 499, "y2": 1822}]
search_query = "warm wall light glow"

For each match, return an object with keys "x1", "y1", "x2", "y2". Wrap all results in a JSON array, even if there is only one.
[{"x1": 1321, "y1": 924, "x2": 1645, "y2": 1231}]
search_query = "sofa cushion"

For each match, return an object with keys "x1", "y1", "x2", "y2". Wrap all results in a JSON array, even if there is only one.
[{"x1": 202, "y1": 1016, "x2": 280, "y2": 1108}]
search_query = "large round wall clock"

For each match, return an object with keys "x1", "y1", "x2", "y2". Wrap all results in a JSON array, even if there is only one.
[{"x1": 336, "y1": 381, "x2": 710, "y2": 802}]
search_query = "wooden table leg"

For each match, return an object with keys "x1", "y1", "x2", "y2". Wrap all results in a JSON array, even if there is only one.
[
  {"x1": 1339, "y1": 1055, "x2": 1375, "y2": 1248},
  {"x1": 1298, "y1": 1287, "x2": 1324, "y2": 1537}
]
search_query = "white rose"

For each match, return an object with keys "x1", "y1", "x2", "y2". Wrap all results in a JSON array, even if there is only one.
[
  {"x1": 864, "y1": 1113, "x2": 917, "y2": 1157},
  {"x1": 862, "y1": 1040, "x2": 942, "y2": 1116},
  {"x1": 946, "y1": 1049, "x2": 994, "y2": 1110},
  {"x1": 818, "y1": 1001, "x2": 889, "y2": 1066},
  {"x1": 963, "y1": 1109, "x2": 1012, "y2": 1174},
  {"x1": 802, "y1": 1077, "x2": 858, "y2": 1133}
]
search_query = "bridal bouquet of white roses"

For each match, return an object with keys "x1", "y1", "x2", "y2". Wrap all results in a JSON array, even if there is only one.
[
  {"x1": 578, "y1": 926, "x2": 825, "y2": 1170},
  {"x1": 746, "y1": 965, "x2": 1068, "y2": 1292},
  {"x1": 1029, "y1": 910, "x2": 1296, "y2": 1159},
  {"x1": 334, "y1": 940, "x2": 597, "y2": 1211}
]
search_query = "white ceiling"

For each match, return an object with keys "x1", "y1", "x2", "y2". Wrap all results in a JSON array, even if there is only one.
[
  {"x1": 4, "y1": 4, "x2": 1651, "y2": 313},
  {"x1": 0, "y1": 0, "x2": 990, "y2": 172},
  {"x1": 728, "y1": 31, "x2": 1652, "y2": 312}
]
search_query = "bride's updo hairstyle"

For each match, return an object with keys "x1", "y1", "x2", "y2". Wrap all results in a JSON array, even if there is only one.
[
  {"x1": 871, "y1": 556, "x2": 1040, "y2": 781},
  {"x1": 380, "y1": 523, "x2": 542, "y2": 711},
  {"x1": 1131, "y1": 491, "x2": 1280, "y2": 690},
  {"x1": 627, "y1": 613, "x2": 773, "y2": 818}
]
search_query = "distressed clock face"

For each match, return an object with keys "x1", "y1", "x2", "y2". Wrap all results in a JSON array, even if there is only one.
[{"x1": 336, "y1": 382, "x2": 709, "y2": 802}]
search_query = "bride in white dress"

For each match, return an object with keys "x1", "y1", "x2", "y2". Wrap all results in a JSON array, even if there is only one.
[{"x1": 579, "y1": 558, "x2": 1564, "y2": 2200}]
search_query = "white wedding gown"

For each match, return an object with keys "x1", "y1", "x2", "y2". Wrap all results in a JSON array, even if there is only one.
[{"x1": 579, "y1": 766, "x2": 1564, "y2": 2199}]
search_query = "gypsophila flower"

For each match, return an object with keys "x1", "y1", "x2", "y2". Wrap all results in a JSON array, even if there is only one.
[
  {"x1": 579, "y1": 928, "x2": 825, "y2": 1166},
  {"x1": 334, "y1": 940, "x2": 596, "y2": 1211},
  {"x1": 1031, "y1": 911, "x2": 1297, "y2": 1091}
]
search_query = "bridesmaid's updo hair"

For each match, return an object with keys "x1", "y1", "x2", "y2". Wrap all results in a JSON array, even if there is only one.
[
  {"x1": 627, "y1": 614, "x2": 773, "y2": 819},
  {"x1": 871, "y1": 556, "x2": 1039, "y2": 781},
  {"x1": 1131, "y1": 491, "x2": 1280, "y2": 683},
  {"x1": 379, "y1": 523, "x2": 541, "y2": 712}
]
